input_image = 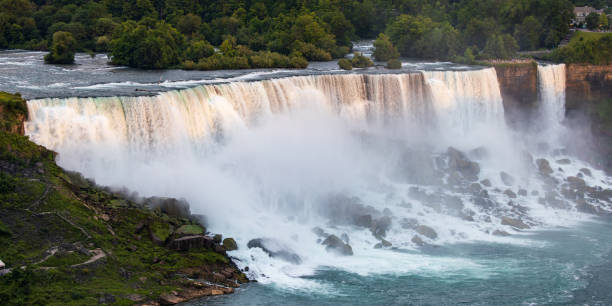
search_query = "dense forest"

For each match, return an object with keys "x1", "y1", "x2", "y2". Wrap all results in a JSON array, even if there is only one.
[{"x1": 0, "y1": 0, "x2": 605, "y2": 69}]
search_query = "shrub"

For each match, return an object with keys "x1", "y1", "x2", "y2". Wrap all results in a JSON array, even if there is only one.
[
  {"x1": 350, "y1": 52, "x2": 373, "y2": 68},
  {"x1": 185, "y1": 40, "x2": 215, "y2": 61},
  {"x1": 386, "y1": 59, "x2": 401, "y2": 69},
  {"x1": 110, "y1": 21, "x2": 185, "y2": 69},
  {"x1": 373, "y1": 33, "x2": 399, "y2": 61},
  {"x1": 44, "y1": 31, "x2": 76, "y2": 64},
  {"x1": 293, "y1": 41, "x2": 332, "y2": 61},
  {"x1": 288, "y1": 56, "x2": 309, "y2": 68},
  {"x1": 338, "y1": 58, "x2": 352, "y2": 70},
  {"x1": 195, "y1": 54, "x2": 250, "y2": 70}
]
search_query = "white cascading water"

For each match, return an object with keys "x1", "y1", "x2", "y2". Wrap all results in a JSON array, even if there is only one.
[
  {"x1": 24, "y1": 67, "x2": 611, "y2": 288},
  {"x1": 537, "y1": 64, "x2": 567, "y2": 135}
]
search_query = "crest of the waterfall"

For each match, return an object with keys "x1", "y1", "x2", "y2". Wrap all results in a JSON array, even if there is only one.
[{"x1": 536, "y1": 64, "x2": 566, "y2": 139}]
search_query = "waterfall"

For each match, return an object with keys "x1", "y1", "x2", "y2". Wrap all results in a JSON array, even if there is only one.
[
  {"x1": 25, "y1": 71, "x2": 504, "y2": 158},
  {"x1": 537, "y1": 64, "x2": 566, "y2": 131},
  {"x1": 23, "y1": 67, "x2": 611, "y2": 288}
]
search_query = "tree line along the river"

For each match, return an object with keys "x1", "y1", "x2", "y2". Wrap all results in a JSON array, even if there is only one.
[{"x1": 0, "y1": 0, "x2": 609, "y2": 69}]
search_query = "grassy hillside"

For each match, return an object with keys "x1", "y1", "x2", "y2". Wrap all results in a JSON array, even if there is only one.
[{"x1": 0, "y1": 92, "x2": 246, "y2": 305}]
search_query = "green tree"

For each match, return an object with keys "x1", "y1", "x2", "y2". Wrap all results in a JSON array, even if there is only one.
[
  {"x1": 385, "y1": 15, "x2": 434, "y2": 57},
  {"x1": 44, "y1": 31, "x2": 76, "y2": 64},
  {"x1": 586, "y1": 12, "x2": 601, "y2": 30},
  {"x1": 177, "y1": 13, "x2": 201, "y2": 36},
  {"x1": 513, "y1": 16, "x2": 542, "y2": 51},
  {"x1": 220, "y1": 36, "x2": 237, "y2": 56},
  {"x1": 350, "y1": 52, "x2": 373, "y2": 68},
  {"x1": 481, "y1": 34, "x2": 518, "y2": 59},
  {"x1": 338, "y1": 58, "x2": 352, "y2": 70},
  {"x1": 373, "y1": 33, "x2": 399, "y2": 61},
  {"x1": 110, "y1": 21, "x2": 184, "y2": 69},
  {"x1": 599, "y1": 13, "x2": 609, "y2": 30},
  {"x1": 185, "y1": 40, "x2": 214, "y2": 61}
]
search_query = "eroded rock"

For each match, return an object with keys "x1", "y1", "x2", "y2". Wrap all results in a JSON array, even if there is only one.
[
  {"x1": 247, "y1": 238, "x2": 302, "y2": 264},
  {"x1": 415, "y1": 225, "x2": 437, "y2": 239},
  {"x1": 500, "y1": 217, "x2": 529, "y2": 229},
  {"x1": 322, "y1": 235, "x2": 353, "y2": 256},
  {"x1": 536, "y1": 159, "x2": 553, "y2": 176}
]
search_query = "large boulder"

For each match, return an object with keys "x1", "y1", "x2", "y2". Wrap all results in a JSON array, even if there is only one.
[
  {"x1": 536, "y1": 159, "x2": 553, "y2": 176},
  {"x1": 415, "y1": 225, "x2": 437, "y2": 239},
  {"x1": 222, "y1": 238, "x2": 238, "y2": 251},
  {"x1": 370, "y1": 216, "x2": 392, "y2": 238},
  {"x1": 319, "y1": 194, "x2": 380, "y2": 227},
  {"x1": 447, "y1": 147, "x2": 480, "y2": 181},
  {"x1": 168, "y1": 235, "x2": 215, "y2": 251},
  {"x1": 145, "y1": 197, "x2": 191, "y2": 219},
  {"x1": 322, "y1": 235, "x2": 353, "y2": 256},
  {"x1": 500, "y1": 172, "x2": 515, "y2": 186},
  {"x1": 396, "y1": 149, "x2": 441, "y2": 185},
  {"x1": 500, "y1": 217, "x2": 529, "y2": 229},
  {"x1": 247, "y1": 238, "x2": 302, "y2": 264}
]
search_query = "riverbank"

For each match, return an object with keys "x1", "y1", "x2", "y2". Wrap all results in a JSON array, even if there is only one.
[{"x1": 0, "y1": 92, "x2": 247, "y2": 304}]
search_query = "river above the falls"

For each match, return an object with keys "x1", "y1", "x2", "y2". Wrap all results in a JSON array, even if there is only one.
[{"x1": 0, "y1": 49, "x2": 475, "y2": 100}]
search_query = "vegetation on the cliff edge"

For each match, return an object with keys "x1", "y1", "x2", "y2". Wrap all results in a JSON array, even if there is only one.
[
  {"x1": 0, "y1": 92, "x2": 247, "y2": 304},
  {"x1": 0, "y1": 0, "x2": 582, "y2": 69},
  {"x1": 546, "y1": 32, "x2": 612, "y2": 65}
]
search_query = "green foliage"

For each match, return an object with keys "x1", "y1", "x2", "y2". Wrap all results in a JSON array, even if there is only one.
[
  {"x1": 177, "y1": 13, "x2": 201, "y2": 35},
  {"x1": 386, "y1": 58, "x2": 402, "y2": 69},
  {"x1": 586, "y1": 12, "x2": 601, "y2": 30},
  {"x1": 599, "y1": 12, "x2": 609, "y2": 29},
  {"x1": 385, "y1": 15, "x2": 461, "y2": 60},
  {"x1": 175, "y1": 224, "x2": 203, "y2": 235},
  {"x1": 338, "y1": 58, "x2": 352, "y2": 70},
  {"x1": 44, "y1": 31, "x2": 76, "y2": 64},
  {"x1": 185, "y1": 40, "x2": 214, "y2": 61},
  {"x1": 0, "y1": 0, "x2": 581, "y2": 67},
  {"x1": 110, "y1": 20, "x2": 184, "y2": 69},
  {"x1": 547, "y1": 33, "x2": 612, "y2": 64},
  {"x1": 481, "y1": 34, "x2": 519, "y2": 60},
  {"x1": 514, "y1": 16, "x2": 542, "y2": 51},
  {"x1": 0, "y1": 91, "x2": 28, "y2": 133},
  {"x1": 373, "y1": 33, "x2": 399, "y2": 61},
  {"x1": 350, "y1": 52, "x2": 374, "y2": 68}
]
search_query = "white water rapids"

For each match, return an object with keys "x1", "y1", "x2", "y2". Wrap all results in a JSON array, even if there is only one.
[{"x1": 24, "y1": 64, "x2": 612, "y2": 289}]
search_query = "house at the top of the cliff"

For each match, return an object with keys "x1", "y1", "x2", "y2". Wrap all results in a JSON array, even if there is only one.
[{"x1": 573, "y1": 6, "x2": 604, "y2": 23}]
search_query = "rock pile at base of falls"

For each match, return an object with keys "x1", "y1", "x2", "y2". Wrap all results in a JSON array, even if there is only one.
[
  {"x1": 447, "y1": 147, "x2": 481, "y2": 182},
  {"x1": 247, "y1": 238, "x2": 302, "y2": 264}
]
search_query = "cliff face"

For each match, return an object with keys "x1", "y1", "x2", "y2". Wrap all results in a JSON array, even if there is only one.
[
  {"x1": 565, "y1": 64, "x2": 612, "y2": 111},
  {"x1": 565, "y1": 64, "x2": 612, "y2": 172},
  {"x1": 0, "y1": 92, "x2": 27, "y2": 135},
  {"x1": 494, "y1": 64, "x2": 539, "y2": 126},
  {"x1": 494, "y1": 63, "x2": 612, "y2": 172}
]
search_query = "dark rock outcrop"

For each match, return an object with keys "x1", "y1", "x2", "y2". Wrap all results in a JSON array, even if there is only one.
[
  {"x1": 169, "y1": 235, "x2": 215, "y2": 251},
  {"x1": 447, "y1": 147, "x2": 480, "y2": 181},
  {"x1": 222, "y1": 238, "x2": 238, "y2": 251},
  {"x1": 536, "y1": 158, "x2": 553, "y2": 176},
  {"x1": 247, "y1": 238, "x2": 302, "y2": 264},
  {"x1": 494, "y1": 63, "x2": 538, "y2": 127},
  {"x1": 322, "y1": 235, "x2": 354, "y2": 256}
]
